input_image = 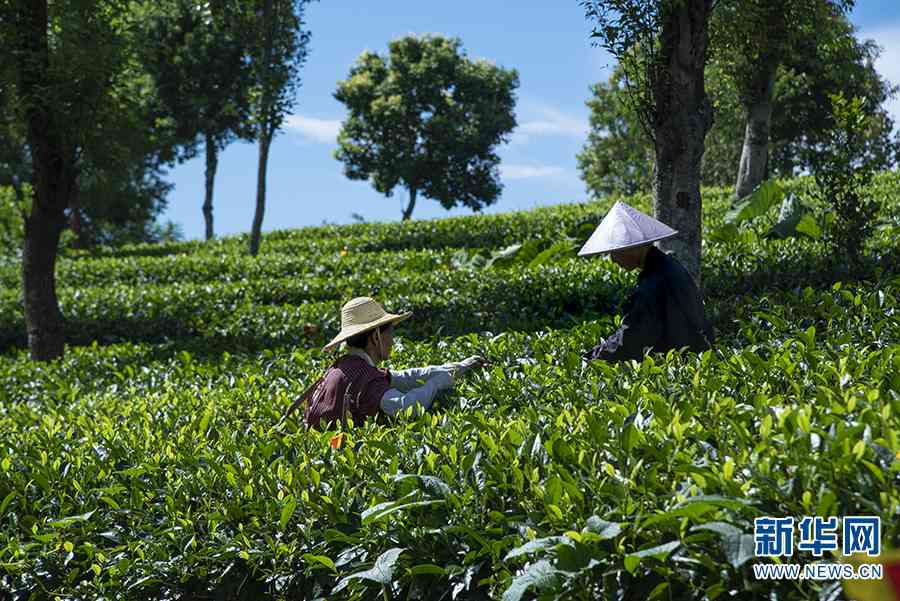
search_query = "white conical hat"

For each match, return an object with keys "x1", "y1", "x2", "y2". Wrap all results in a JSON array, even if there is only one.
[
  {"x1": 578, "y1": 201, "x2": 678, "y2": 256},
  {"x1": 323, "y1": 297, "x2": 412, "y2": 351}
]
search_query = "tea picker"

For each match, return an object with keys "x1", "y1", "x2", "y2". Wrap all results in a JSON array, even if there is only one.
[
  {"x1": 281, "y1": 297, "x2": 486, "y2": 429},
  {"x1": 578, "y1": 202, "x2": 714, "y2": 362}
]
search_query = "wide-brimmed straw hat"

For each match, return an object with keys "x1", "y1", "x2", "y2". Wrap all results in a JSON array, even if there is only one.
[
  {"x1": 578, "y1": 201, "x2": 678, "y2": 257},
  {"x1": 323, "y1": 297, "x2": 412, "y2": 351}
]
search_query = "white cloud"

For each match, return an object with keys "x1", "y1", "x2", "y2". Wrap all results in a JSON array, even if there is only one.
[
  {"x1": 284, "y1": 115, "x2": 342, "y2": 143},
  {"x1": 511, "y1": 105, "x2": 589, "y2": 145},
  {"x1": 863, "y1": 24, "x2": 900, "y2": 130},
  {"x1": 500, "y1": 163, "x2": 566, "y2": 180}
]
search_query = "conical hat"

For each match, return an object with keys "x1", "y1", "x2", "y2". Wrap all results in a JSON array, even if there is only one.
[
  {"x1": 578, "y1": 201, "x2": 678, "y2": 256},
  {"x1": 323, "y1": 297, "x2": 412, "y2": 351}
]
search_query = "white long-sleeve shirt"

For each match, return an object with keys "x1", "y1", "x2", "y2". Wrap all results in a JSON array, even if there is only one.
[{"x1": 347, "y1": 348, "x2": 457, "y2": 417}]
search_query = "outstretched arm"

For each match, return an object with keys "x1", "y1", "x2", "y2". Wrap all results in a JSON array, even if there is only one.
[
  {"x1": 379, "y1": 371, "x2": 453, "y2": 417},
  {"x1": 390, "y1": 356, "x2": 485, "y2": 391}
]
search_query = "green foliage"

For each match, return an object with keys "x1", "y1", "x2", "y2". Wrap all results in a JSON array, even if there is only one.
[
  {"x1": 578, "y1": 12, "x2": 898, "y2": 198},
  {"x1": 577, "y1": 67, "x2": 654, "y2": 197},
  {"x1": 725, "y1": 179, "x2": 783, "y2": 223},
  {"x1": 334, "y1": 35, "x2": 519, "y2": 220},
  {"x1": 810, "y1": 94, "x2": 882, "y2": 270},
  {"x1": 711, "y1": 179, "x2": 784, "y2": 243},
  {"x1": 0, "y1": 174, "x2": 898, "y2": 599},
  {"x1": 710, "y1": 0, "x2": 833, "y2": 106},
  {"x1": 770, "y1": 14, "x2": 899, "y2": 175},
  {"x1": 0, "y1": 185, "x2": 25, "y2": 253},
  {"x1": 486, "y1": 239, "x2": 579, "y2": 271},
  {"x1": 0, "y1": 0, "x2": 198, "y2": 250},
  {"x1": 0, "y1": 184, "x2": 159, "y2": 258},
  {"x1": 767, "y1": 193, "x2": 810, "y2": 239},
  {"x1": 140, "y1": 0, "x2": 255, "y2": 151}
]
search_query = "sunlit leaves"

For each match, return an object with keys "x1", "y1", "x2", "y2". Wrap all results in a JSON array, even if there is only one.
[{"x1": 0, "y1": 173, "x2": 898, "y2": 600}]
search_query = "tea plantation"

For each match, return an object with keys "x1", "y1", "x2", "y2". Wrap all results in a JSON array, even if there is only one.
[{"x1": 1, "y1": 175, "x2": 899, "y2": 600}]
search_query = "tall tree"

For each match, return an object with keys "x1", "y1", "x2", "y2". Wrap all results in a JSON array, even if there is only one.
[
  {"x1": 582, "y1": 0, "x2": 715, "y2": 282},
  {"x1": 2, "y1": 0, "x2": 191, "y2": 360},
  {"x1": 141, "y1": 0, "x2": 255, "y2": 240},
  {"x1": 714, "y1": 0, "x2": 854, "y2": 200},
  {"x1": 247, "y1": 0, "x2": 312, "y2": 256},
  {"x1": 578, "y1": 17, "x2": 897, "y2": 197},
  {"x1": 3, "y1": 0, "x2": 132, "y2": 359},
  {"x1": 770, "y1": 15, "x2": 898, "y2": 176},
  {"x1": 334, "y1": 35, "x2": 519, "y2": 221}
]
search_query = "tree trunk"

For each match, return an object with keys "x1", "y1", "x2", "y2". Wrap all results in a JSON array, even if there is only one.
[
  {"x1": 23, "y1": 206, "x2": 67, "y2": 360},
  {"x1": 734, "y1": 60, "x2": 777, "y2": 200},
  {"x1": 249, "y1": 130, "x2": 270, "y2": 256},
  {"x1": 249, "y1": 0, "x2": 274, "y2": 257},
  {"x1": 203, "y1": 132, "x2": 218, "y2": 240},
  {"x1": 401, "y1": 187, "x2": 417, "y2": 221},
  {"x1": 16, "y1": 0, "x2": 73, "y2": 361},
  {"x1": 652, "y1": 0, "x2": 714, "y2": 285}
]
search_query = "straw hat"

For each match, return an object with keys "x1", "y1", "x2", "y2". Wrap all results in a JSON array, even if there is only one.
[
  {"x1": 323, "y1": 297, "x2": 412, "y2": 351},
  {"x1": 578, "y1": 201, "x2": 678, "y2": 257}
]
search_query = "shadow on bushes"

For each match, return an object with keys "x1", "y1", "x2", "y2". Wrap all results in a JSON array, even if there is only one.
[{"x1": 3, "y1": 242, "x2": 897, "y2": 357}]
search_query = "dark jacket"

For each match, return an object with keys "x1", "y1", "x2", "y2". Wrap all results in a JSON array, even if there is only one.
[{"x1": 586, "y1": 246, "x2": 713, "y2": 362}]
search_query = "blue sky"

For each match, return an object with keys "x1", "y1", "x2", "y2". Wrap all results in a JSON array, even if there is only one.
[{"x1": 160, "y1": 1, "x2": 900, "y2": 240}]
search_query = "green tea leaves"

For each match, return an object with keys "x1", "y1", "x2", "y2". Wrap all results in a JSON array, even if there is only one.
[
  {"x1": 334, "y1": 547, "x2": 405, "y2": 591},
  {"x1": 624, "y1": 540, "x2": 681, "y2": 574},
  {"x1": 691, "y1": 522, "x2": 754, "y2": 568}
]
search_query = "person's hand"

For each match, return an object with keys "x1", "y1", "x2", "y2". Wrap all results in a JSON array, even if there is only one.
[
  {"x1": 444, "y1": 355, "x2": 488, "y2": 380},
  {"x1": 458, "y1": 355, "x2": 488, "y2": 372}
]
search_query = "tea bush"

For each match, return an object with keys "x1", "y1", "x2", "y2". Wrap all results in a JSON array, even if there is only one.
[{"x1": 0, "y1": 172, "x2": 898, "y2": 600}]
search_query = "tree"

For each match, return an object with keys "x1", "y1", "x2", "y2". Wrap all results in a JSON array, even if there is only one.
[
  {"x1": 1, "y1": 7, "x2": 187, "y2": 251},
  {"x1": 3, "y1": 0, "x2": 129, "y2": 359},
  {"x1": 582, "y1": 0, "x2": 715, "y2": 282},
  {"x1": 247, "y1": 0, "x2": 312, "y2": 256},
  {"x1": 576, "y1": 61, "x2": 740, "y2": 197},
  {"x1": 334, "y1": 35, "x2": 519, "y2": 221},
  {"x1": 712, "y1": 0, "x2": 854, "y2": 200},
  {"x1": 1, "y1": 0, "x2": 189, "y2": 360},
  {"x1": 770, "y1": 15, "x2": 898, "y2": 176},
  {"x1": 577, "y1": 15, "x2": 898, "y2": 198},
  {"x1": 141, "y1": 0, "x2": 255, "y2": 241}
]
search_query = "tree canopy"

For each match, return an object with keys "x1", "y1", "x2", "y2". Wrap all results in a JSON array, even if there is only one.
[
  {"x1": 334, "y1": 35, "x2": 519, "y2": 221},
  {"x1": 578, "y1": 12, "x2": 898, "y2": 199},
  {"x1": 140, "y1": 0, "x2": 256, "y2": 241}
]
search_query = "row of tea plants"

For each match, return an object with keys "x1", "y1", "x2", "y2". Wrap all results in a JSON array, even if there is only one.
[{"x1": 1, "y1": 173, "x2": 898, "y2": 599}]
